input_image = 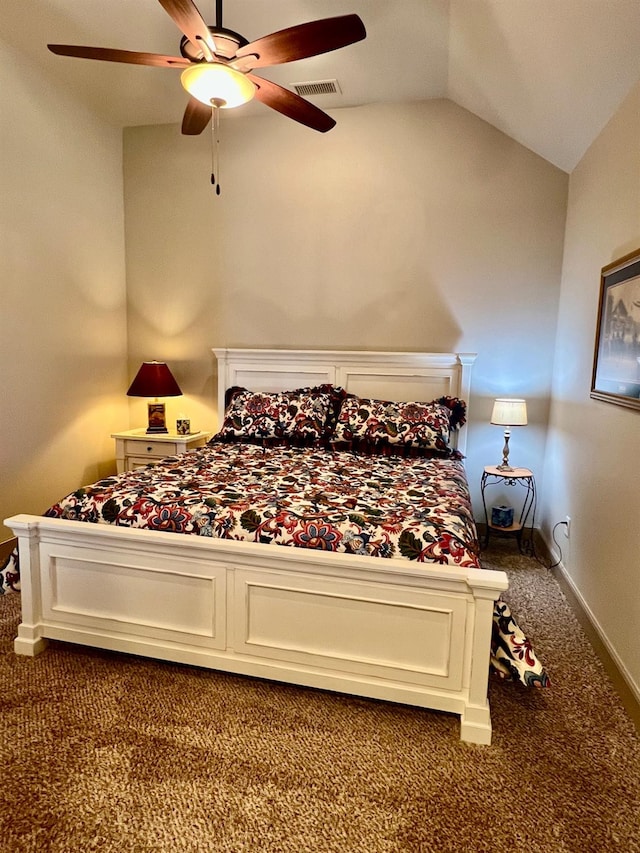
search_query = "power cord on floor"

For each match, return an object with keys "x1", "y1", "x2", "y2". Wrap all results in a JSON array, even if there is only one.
[
  {"x1": 500, "y1": 517, "x2": 567, "y2": 569},
  {"x1": 534, "y1": 520, "x2": 568, "y2": 569}
]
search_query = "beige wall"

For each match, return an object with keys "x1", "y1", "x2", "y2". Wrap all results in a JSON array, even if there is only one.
[
  {"x1": 123, "y1": 99, "x2": 568, "y2": 507},
  {"x1": 542, "y1": 81, "x2": 640, "y2": 699},
  {"x1": 0, "y1": 40, "x2": 129, "y2": 539}
]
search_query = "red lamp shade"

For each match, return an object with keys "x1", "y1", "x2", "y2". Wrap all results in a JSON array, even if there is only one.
[
  {"x1": 127, "y1": 362, "x2": 182, "y2": 398},
  {"x1": 127, "y1": 362, "x2": 182, "y2": 434}
]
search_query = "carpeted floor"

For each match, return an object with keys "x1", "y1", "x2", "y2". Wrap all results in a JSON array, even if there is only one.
[{"x1": 1, "y1": 541, "x2": 639, "y2": 853}]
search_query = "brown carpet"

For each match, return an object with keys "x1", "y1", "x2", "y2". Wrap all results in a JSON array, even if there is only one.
[{"x1": 1, "y1": 542, "x2": 639, "y2": 853}]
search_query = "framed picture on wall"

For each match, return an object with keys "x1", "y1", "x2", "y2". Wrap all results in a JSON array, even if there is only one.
[{"x1": 591, "y1": 248, "x2": 640, "y2": 410}]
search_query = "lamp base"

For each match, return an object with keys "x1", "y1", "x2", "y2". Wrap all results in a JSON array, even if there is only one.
[
  {"x1": 497, "y1": 429, "x2": 513, "y2": 471},
  {"x1": 147, "y1": 402, "x2": 168, "y2": 434}
]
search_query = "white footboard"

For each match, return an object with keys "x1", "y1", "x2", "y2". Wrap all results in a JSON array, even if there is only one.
[{"x1": 6, "y1": 514, "x2": 508, "y2": 744}]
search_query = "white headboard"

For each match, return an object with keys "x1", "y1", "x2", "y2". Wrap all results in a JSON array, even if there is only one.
[{"x1": 212, "y1": 349, "x2": 477, "y2": 455}]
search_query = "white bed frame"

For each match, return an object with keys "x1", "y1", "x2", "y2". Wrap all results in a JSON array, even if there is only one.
[{"x1": 6, "y1": 349, "x2": 508, "y2": 744}]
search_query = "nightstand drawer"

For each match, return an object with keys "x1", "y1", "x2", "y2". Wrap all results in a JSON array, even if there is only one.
[
  {"x1": 124, "y1": 439, "x2": 171, "y2": 457},
  {"x1": 127, "y1": 456, "x2": 164, "y2": 470}
]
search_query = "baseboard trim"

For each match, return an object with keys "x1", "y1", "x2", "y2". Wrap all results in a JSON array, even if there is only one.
[{"x1": 539, "y1": 531, "x2": 640, "y2": 734}]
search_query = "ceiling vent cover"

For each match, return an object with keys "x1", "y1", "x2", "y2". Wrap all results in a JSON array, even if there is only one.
[{"x1": 293, "y1": 79, "x2": 341, "y2": 97}]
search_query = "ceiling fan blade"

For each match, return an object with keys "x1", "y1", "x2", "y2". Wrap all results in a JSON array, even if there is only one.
[
  {"x1": 182, "y1": 97, "x2": 212, "y2": 135},
  {"x1": 157, "y1": 0, "x2": 218, "y2": 58},
  {"x1": 48, "y1": 44, "x2": 190, "y2": 68},
  {"x1": 248, "y1": 75, "x2": 335, "y2": 133},
  {"x1": 234, "y1": 15, "x2": 366, "y2": 69}
]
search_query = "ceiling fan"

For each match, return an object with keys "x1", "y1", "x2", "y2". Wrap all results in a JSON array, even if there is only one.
[{"x1": 47, "y1": 0, "x2": 367, "y2": 137}]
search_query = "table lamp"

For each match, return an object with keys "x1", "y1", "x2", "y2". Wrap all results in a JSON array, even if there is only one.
[
  {"x1": 127, "y1": 361, "x2": 182, "y2": 434},
  {"x1": 490, "y1": 398, "x2": 527, "y2": 471}
]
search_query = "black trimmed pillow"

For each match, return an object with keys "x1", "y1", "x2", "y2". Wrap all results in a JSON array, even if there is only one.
[
  {"x1": 214, "y1": 384, "x2": 346, "y2": 447},
  {"x1": 216, "y1": 388, "x2": 284, "y2": 442},
  {"x1": 331, "y1": 394, "x2": 466, "y2": 458}
]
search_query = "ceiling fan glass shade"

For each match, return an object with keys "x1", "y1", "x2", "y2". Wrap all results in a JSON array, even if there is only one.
[
  {"x1": 127, "y1": 362, "x2": 182, "y2": 398},
  {"x1": 180, "y1": 63, "x2": 255, "y2": 108}
]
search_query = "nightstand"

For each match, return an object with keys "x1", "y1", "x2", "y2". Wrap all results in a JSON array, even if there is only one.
[
  {"x1": 480, "y1": 465, "x2": 536, "y2": 553},
  {"x1": 111, "y1": 429, "x2": 210, "y2": 474}
]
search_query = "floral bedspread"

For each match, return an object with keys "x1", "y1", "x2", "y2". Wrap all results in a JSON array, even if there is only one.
[
  {"x1": 15, "y1": 441, "x2": 547, "y2": 686},
  {"x1": 45, "y1": 442, "x2": 481, "y2": 566}
]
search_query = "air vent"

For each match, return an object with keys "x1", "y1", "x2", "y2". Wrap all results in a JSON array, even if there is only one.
[{"x1": 293, "y1": 79, "x2": 341, "y2": 97}]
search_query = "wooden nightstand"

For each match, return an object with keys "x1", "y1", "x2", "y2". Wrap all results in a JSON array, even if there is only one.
[
  {"x1": 111, "y1": 429, "x2": 210, "y2": 474},
  {"x1": 480, "y1": 465, "x2": 536, "y2": 553}
]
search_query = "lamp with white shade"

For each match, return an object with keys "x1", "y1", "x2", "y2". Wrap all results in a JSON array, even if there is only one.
[{"x1": 490, "y1": 398, "x2": 528, "y2": 471}]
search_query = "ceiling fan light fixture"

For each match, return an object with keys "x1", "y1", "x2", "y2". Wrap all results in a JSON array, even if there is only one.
[{"x1": 181, "y1": 63, "x2": 255, "y2": 108}]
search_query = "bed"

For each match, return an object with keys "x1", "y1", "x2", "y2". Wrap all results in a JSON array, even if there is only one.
[{"x1": 5, "y1": 349, "x2": 542, "y2": 744}]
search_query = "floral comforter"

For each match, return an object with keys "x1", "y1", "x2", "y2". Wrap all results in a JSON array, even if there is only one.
[
  {"x1": 46, "y1": 442, "x2": 480, "y2": 565},
  {"x1": 8, "y1": 441, "x2": 549, "y2": 686}
]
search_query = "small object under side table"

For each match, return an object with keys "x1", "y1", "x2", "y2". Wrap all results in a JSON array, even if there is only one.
[
  {"x1": 111, "y1": 429, "x2": 210, "y2": 474},
  {"x1": 480, "y1": 465, "x2": 536, "y2": 554}
]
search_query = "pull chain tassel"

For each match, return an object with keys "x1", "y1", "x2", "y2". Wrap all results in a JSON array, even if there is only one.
[{"x1": 210, "y1": 102, "x2": 221, "y2": 195}]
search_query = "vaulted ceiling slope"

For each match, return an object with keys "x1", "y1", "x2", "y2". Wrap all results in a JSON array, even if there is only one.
[{"x1": 2, "y1": 0, "x2": 640, "y2": 172}]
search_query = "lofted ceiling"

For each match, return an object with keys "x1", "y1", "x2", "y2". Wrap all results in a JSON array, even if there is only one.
[{"x1": 2, "y1": 0, "x2": 640, "y2": 172}]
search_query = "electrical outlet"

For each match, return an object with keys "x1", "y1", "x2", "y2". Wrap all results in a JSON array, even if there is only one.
[{"x1": 564, "y1": 516, "x2": 571, "y2": 538}]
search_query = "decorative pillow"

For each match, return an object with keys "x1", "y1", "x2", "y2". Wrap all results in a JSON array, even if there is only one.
[
  {"x1": 215, "y1": 384, "x2": 346, "y2": 447},
  {"x1": 437, "y1": 396, "x2": 467, "y2": 431},
  {"x1": 281, "y1": 389, "x2": 333, "y2": 440},
  {"x1": 331, "y1": 394, "x2": 466, "y2": 458},
  {"x1": 217, "y1": 388, "x2": 287, "y2": 442}
]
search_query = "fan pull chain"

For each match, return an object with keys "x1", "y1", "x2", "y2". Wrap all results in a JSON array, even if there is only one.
[{"x1": 210, "y1": 101, "x2": 222, "y2": 196}]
